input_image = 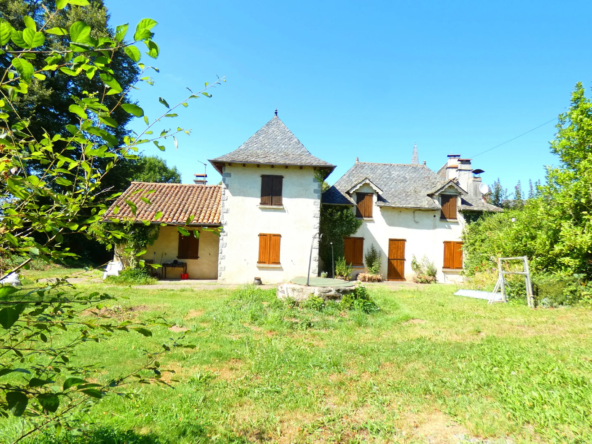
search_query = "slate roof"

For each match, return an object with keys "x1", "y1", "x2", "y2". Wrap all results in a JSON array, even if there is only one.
[
  {"x1": 104, "y1": 182, "x2": 222, "y2": 226},
  {"x1": 322, "y1": 162, "x2": 501, "y2": 212},
  {"x1": 209, "y1": 116, "x2": 335, "y2": 172}
]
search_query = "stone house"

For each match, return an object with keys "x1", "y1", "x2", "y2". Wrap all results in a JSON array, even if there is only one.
[{"x1": 104, "y1": 116, "x2": 500, "y2": 283}]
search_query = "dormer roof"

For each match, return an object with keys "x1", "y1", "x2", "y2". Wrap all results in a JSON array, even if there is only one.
[
  {"x1": 346, "y1": 177, "x2": 383, "y2": 195},
  {"x1": 427, "y1": 179, "x2": 467, "y2": 197},
  {"x1": 209, "y1": 116, "x2": 335, "y2": 174}
]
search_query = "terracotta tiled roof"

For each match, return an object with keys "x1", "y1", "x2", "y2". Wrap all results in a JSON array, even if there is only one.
[{"x1": 104, "y1": 182, "x2": 222, "y2": 226}]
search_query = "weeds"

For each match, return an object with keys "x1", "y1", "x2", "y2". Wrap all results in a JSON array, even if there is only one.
[{"x1": 105, "y1": 268, "x2": 157, "y2": 286}]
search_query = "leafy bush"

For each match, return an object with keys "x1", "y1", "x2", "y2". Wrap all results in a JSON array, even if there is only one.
[
  {"x1": 533, "y1": 273, "x2": 590, "y2": 307},
  {"x1": 341, "y1": 285, "x2": 380, "y2": 313},
  {"x1": 302, "y1": 296, "x2": 326, "y2": 311},
  {"x1": 364, "y1": 244, "x2": 381, "y2": 275},
  {"x1": 411, "y1": 255, "x2": 437, "y2": 284},
  {"x1": 105, "y1": 268, "x2": 157, "y2": 286},
  {"x1": 335, "y1": 256, "x2": 353, "y2": 280},
  {"x1": 319, "y1": 205, "x2": 362, "y2": 275}
]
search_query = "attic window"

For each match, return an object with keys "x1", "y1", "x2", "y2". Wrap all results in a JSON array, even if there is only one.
[
  {"x1": 356, "y1": 193, "x2": 373, "y2": 218},
  {"x1": 261, "y1": 175, "x2": 283, "y2": 206},
  {"x1": 440, "y1": 195, "x2": 457, "y2": 220}
]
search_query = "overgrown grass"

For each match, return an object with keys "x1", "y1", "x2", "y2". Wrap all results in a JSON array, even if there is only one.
[
  {"x1": 2, "y1": 281, "x2": 592, "y2": 443},
  {"x1": 104, "y1": 268, "x2": 157, "y2": 286}
]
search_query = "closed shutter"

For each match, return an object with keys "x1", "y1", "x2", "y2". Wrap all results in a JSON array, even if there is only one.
[
  {"x1": 344, "y1": 237, "x2": 364, "y2": 266},
  {"x1": 344, "y1": 237, "x2": 354, "y2": 265},
  {"x1": 441, "y1": 195, "x2": 457, "y2": 220},
  {"x1": 258, "y1": 234, "x2": 270, "y2": 264},
  {"x1": 443, "y1": 241, "x2": 463, "y2": 269},
  {"x1": 453, "y1": 241, "x2": 463, "y2": 269},
  {"x1": 260, "y1": 176, "x2": 272, "y2": 205},
  {"x1": 443, "y1": 242, "x2": 453, "y2": 268},
  {"x1": 354, "y1": 238, "x2": 364, "y2": 266},
  {"x1": 356, "y1": 193, "x2": 373, "y2": 218},
  {"x1": 272, "y1": 176, "x2": 283, "y2": 206},
  {"x1": 188, "y1": 232, "x2": 199, "y2": 259},
  {"x1": 178, "y1": 232, "x2": 189, "y2": 259},
  {"x1": 270, "y1": 234, "x2": 281, "y2": 264},
  {"x1": 178, "y1": 232, "x2": 199, "y2": 259}
]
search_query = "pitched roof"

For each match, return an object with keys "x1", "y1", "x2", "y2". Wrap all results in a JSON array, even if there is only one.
[
  {"x1": 323, "y1": 162, "x2": 501, "y2": 212},
  {"x1": 323, "y1": 162, "x2": 445, "y2": 209},
  {"x1": 209, "y1": 116, "x2": 335, "y2": 172},
  {"x1": 427, "y1": 179, "x2": 468, "y2": 196},
  {"x1": 104, "y1": 182, "x2": 222, "y2": 226}
]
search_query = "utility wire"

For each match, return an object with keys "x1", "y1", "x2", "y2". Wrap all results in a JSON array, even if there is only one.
[{"x1": 470, "y1": 117, "x2": 557, "y2": 158}]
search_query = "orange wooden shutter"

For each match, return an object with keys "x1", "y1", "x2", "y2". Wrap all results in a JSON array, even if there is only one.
[
  {"x1": 344, "y1": 237, "x2": 354, "y2": 265},
  {"x1": 260, "y1": 176, "x2": 272, "y2": 205},
  {"x1": 178, "y1": 232, "x2": 189, "y2": 259},
  {"x1": 356, "y1": 193, "x2": 373, "y2": 218},
  {"x1": 258, "y1": 234, "x2": 270, "y2": 263},
  {"x1": 271, "y1": 177, "x2": 283, "y2": 206},
  {"x1": 441, "y1": 195, "x2": 457, "y2": 220},
  {"x1": 354, "y1": 238, "x2": 364, "y2": 266},
  {"x1": 443, "y1": 242, "x2": 453, "y2": 268},
  {"x1": 453, "y1": 242, "x2": 463, "y2": 269},
  {"x1": 270, "y1": 234, "x2": 281, "y2": 264},
  {"x1": 363, "y1": 193, "x2": 373, "y2": 218}
]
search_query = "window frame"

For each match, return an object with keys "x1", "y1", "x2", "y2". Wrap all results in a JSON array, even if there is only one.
[
  {"x1": 355, "y1": 192, "x2": 373, "y2": 219},
  {"x1": 178, "y1": 231, "x2": 199, "y2": 260},
  {"x1": 443, "y1": 241, "x2": 463, "y2": 269},
  {"x1": 258, "y1": 233, "x2": 282, "y2": 265},
  {"x1": 260, "y1": 175, "x2": 284, "y2": 207},
  {"x1": 440, "y1": 194, "x2": 457, "y2": 220},
  {"x1": 344, "y1": 236, "x2": 364, "y2": 267}
]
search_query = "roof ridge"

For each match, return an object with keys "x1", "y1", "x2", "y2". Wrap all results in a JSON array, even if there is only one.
[
  {"x1": 130, "y1": 182, "x2": 221, "y2": 187},
  {"x1": 357, "y1": 162, "x2": 426, "y2": 167}
]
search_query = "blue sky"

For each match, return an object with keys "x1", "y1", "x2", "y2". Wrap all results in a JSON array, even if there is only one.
[{"x1": 106, "y1": 0, "x2": 592, "y2": 193}]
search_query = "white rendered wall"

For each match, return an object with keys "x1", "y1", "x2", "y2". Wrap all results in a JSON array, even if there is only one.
[
  {"x1": 218, "y1": 164, "x2": 321, "y2": 284},
  {"x1": 347, "y1": 187, "x2": 465, "y2": 283}
]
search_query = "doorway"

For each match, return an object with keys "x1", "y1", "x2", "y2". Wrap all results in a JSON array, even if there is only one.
[{"x1": 388, "y1": 239, "x2": 406, "y2": 281}]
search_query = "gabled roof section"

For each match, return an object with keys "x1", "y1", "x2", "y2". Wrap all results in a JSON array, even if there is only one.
[
  {"x1": 104, "y1": 182, "x2": 222, "y2": 226},
  {"x1": 346, "y1": 178, "x2": 383, "y2": 195},
  {"x1": 323, "y1": 162, "x2": 445, "y2": 210},
  {"x1": 209, "y1": 116, "x2": 335, "y2": 173},
  {"x1": 460, "y1": 196, "x2": 503, "y2": 212},
  {"x1": 427, "y1": 179, "x2": 467, "y2": 197}
]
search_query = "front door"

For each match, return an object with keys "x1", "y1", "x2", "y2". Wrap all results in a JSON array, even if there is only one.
[{"x1": 388, "y1": 239, "x2": 406, "y2": 281}]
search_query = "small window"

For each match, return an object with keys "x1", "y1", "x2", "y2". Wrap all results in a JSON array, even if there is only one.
[
  {"x1": 344, "y1": 237, "x2": 364, "y2": 266},
  {"x1": 443, "y1": 241, "x2": 463, "y2": 269},
  {"x1": 258, "y1": 233, "x2": 281, "y2": 264},
  {"x1": 261, "y1": 175, "x2": 283, "y2": 206},
  {"x1": 440, "y1": 195, "x2": 457, "y2": 220},
  {"x1": 356, "y1": 193, "x2": 373, "y2": 218},
  {"x1": 178, "y1": 231, "x2": 199, "y2": 259}
]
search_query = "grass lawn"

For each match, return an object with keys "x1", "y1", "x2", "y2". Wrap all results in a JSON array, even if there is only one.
[{"x1": 2, "y1": 278, "x2": 592, "y2": 443}]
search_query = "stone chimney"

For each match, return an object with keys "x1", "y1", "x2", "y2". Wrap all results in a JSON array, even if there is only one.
[
  {"x1": 194, "y1": 173, "x2": 207, "y2": 185},
  {"x1": 445, "y1": 154, "x2": 460, "y2": 181},
  {"x1": 457, "y1": 158, "x2": 472, "y2": 193}
]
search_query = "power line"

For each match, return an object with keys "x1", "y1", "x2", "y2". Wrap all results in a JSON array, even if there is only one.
[{"x1": 470, "y1": 117, "x2": 557, "y2": 158}]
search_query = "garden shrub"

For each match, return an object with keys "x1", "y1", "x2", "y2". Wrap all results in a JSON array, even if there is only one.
[
  {"x1": 335, "y1": 256, "x2": 353, "y2": 280},
  {"x1": 364, "y1": 244, "x2": 381, "y2": 276},
  {"x1": 411, "y1": 255, "x2": 437, "y2": 284},
  {"x1": 340, "y1": 285, "x2": 380, "y2": 313},
  {"x1": 105, "y1": 268, "x2": 157, "y2": 286},
  {"x1": 532, "y1": 273, "x2": 590, "y2": 307}
]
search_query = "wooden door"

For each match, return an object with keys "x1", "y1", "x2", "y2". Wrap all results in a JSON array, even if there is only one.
[{"x1": 388, "y1": 239, "x2": 406, "y2": 281}]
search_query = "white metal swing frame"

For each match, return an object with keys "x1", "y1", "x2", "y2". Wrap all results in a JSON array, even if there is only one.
[{"x1": 489, "y1": 256, "x2": 535, "y2": 308}]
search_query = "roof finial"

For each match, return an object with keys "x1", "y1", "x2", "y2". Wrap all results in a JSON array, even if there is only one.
[
  {"x1": 275, "y1": 109, "x2": 278, "y2": 117},
  {"x1": 356, "y1": 157, "x2": 359, "y2": 163},
  {"x1": 411, "y1": 143, "x2": 419, "y2": 165}
]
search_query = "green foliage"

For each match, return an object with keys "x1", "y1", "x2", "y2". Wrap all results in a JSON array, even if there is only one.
[
  {"x1": 486, "y1": 178, "x2": 508, "y2": 207},
  {"x1": 131, "y1": 155, "x2": 181, "y2": 183},
  {"x1": 0, "y1": 3, "x2": 221, "y2": 440},
  {"x1": 319, "y1": 205, "x2": 362, "y2": 275},
  {"x1": 411, "y1": 255, "x2": 437, "y2": 283},
  {"x1": 341, "y1": 285, "x2": 380, "y2": 313},
  {"x1": 364, "y1": 243, "x2": 381, "y2": 275},
  {"x1": 111, "y1": 222, "x2": 160, "y2": 269},
  {"x1": 334, "y1": 256, "x2": 352, "y2": 280},
  {"x1": 532, "y1": 273, "x2": 591, "y2": 307},
  {"x1": 105, "y1": 268, "x2": 157, "y2": 286}
]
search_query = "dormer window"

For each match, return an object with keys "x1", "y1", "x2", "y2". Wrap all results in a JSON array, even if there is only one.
[
  {"x1": 356, "y1": 192, "x2": 373, "y2": 219},
  {"x1": 440, "y1": 195, "x2": 457, "y2": 220},
  {"x1": 261, "y1": 175, "x2": 283, "y2": 206}
]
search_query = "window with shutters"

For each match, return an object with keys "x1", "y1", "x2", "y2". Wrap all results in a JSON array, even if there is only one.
[
  {"x1": 260, "y1": 175, "x2": 283, "y2": 207},
  {"x1": 440, "y1": 194, "x2": 457, "y2": 220},
  {"x1": 178, "y1": 231, "x2": 199, "y2": 259},
  {"x1": 258, "y1": 233, "x2": 281, "y2": 265},
  {"x1": 356, "y1": 193, "x2": 373, "y2": 219},
  {"x1": 443, "y1": 241, "x2": 463, "y2": 269},
  {"x1": 344, "y1": 237, "x2": 364, "y2": 266}
]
